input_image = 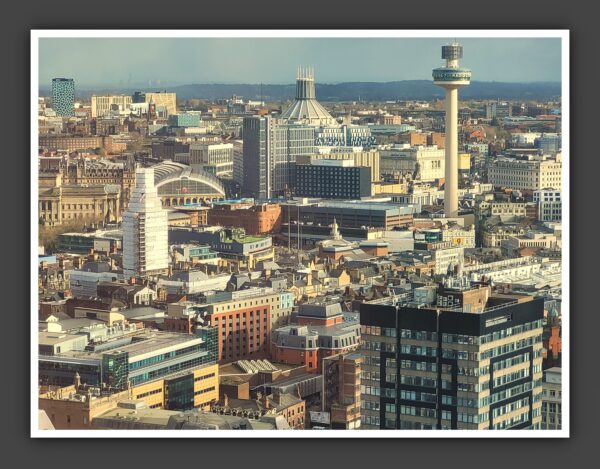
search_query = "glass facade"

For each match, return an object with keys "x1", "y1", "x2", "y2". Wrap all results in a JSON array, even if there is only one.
[
  {"x1": 102, "y1": 351, "x2": 129, "y2": 390},
  {"x1": 51, "y1": 78, "x2": 75, "y2": 117},
  {"x1": 165, "y1": 374, "x2": 195, "y2": 410},
  {"x1": 197, "y1": 326, "x2": 219, "y2": 364},
  {"x1": 128, "y1": 355, "x2": 207, "y2": 387}
]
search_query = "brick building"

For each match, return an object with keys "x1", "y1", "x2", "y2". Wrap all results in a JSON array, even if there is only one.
[
  {"x1": 270, "y1": 303, "x2": 361, "y2": 373},
  {"x1": 207, "y1": 203, "x2": 282, "y2": 235},
  {"x1": 322, "y1": 352, "x2": 362, "y2": 429}
]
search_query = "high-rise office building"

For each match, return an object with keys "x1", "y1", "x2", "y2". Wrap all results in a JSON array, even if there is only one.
[
  {"x1": 91, "y1": 95, "x2": 133, "y2": 118},
  {"x1": 242, "y1": 115, "x2": 315, "y2": 199},
  {"x1": 51, "y1": 78, "x2": 75, "y2": 117},
  {"x1": 485, "y1": 101, "x2": 513, "y2": 120},
  {"x1": 122, "y1": 168, "x2": 169, "y2": 278},
  {"x1": 359, "y1": 282, "x2": 544, "y2": 430},
  {"x1": 175, "y1": 142, "x2": 234, "y2": 178}
]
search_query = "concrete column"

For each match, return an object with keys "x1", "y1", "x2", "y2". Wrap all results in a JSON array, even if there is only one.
[{"x1": 444, "y1": 87, "x2": 458, "y2": 218}]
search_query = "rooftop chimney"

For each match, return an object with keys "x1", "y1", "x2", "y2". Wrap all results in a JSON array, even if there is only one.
[{"x1": 260, "y1": 393, "x2": 270, "y2": 409}]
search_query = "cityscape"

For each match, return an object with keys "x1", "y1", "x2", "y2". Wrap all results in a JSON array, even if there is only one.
[{"x1": 35, "y1": 34, "x2": 565, "y2": 434}]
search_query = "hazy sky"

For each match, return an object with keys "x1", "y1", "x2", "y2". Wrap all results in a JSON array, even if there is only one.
[{"x1": 39, "y1": 37, "x2": 561, "y2": 88}]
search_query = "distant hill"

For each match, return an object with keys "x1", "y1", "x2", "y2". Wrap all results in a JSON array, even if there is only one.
[{"x1": 40, "y1": 80, "x2": 561, "y2": 102}]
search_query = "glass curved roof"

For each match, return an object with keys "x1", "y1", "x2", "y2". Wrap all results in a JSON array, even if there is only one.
[{"x1": 151, "y1": 161, "x2": 225, "y2": 196}]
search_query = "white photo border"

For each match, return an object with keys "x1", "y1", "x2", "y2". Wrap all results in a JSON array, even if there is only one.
[{"x1": 31, "y1": 29, "x2": 569, "y2": 438}]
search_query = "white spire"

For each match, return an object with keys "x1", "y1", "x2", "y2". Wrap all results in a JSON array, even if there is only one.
[
  {"x1": 331, "y1": 217, "x2": 342, "y2": 241},
  {"x1": 283, "y1": 65, "x2": 335, "y2": 125}
]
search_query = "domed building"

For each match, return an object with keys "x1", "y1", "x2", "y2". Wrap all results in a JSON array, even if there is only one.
[
  {"x1": 280, "y1": 67, "x2": 337, "y2": 127},
  {"x1": 151, "y1": 161, "x2": 226, "y2": 207},
  {"x1": 318, "y1": 218, "x2": 357, "y2": 261}
]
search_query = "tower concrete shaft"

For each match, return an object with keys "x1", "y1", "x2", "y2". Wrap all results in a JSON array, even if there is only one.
[
  {"x1": 432, "y1": 42, "x2": 471, "y2": 218},
  {"x1": 444, "y1": 87, "x2": 459, "y2": 217}
]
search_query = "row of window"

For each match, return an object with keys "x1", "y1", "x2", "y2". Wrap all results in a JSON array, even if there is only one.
[
  {"x1": 194, "y1": 386, "x2": 216, "y2": 396},
  {"x1": 362, "y1": 340, "x2": 396, "y2": 353},
  {"x1": 492, "y1": 397, "x2": 529, "y2": 418},
  {"x1": 493, "y1": 352, "x2": 530, "y2": 372},
  {"x1": 480, "y1": 335, "x2": 543, "y2": 360},
  {"x1": 400, "y1": 390, "x2": 437, "y2": 403},
  {"x1": 129, "y1": 345, "x2": 202, "y2": 371},
  {"x1": 129, "y1": 356, "x2": 205, "y2": 386},
  {"x1": 135, "y1": 388, "x2": 162, "y2": 399},
  {"x1": 541, "y1": 402, "x2": 561, "y2": 413},
  {"x1": 494, "y1": 368, "x2": 531, "y2": 388},
  {"x1": 194, "y1": 372, "x2": 216, "y2": 382},
  {"x1": 401, "y1": 345, "x2": 437, "y2": 357},
  {"x1": 400, "y1": 405, "x2": 436, "y2": 419}
]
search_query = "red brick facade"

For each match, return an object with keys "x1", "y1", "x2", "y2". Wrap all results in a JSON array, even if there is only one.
[
  {"x1": 270, "y1": 343, "x2": 358, "y2": 374},
  {"x1": 207, "y1": 203, "x2": 282, "y2": 235},
  {"x1": 209, "y1": 305, "x2": 271, "y2": 363}
]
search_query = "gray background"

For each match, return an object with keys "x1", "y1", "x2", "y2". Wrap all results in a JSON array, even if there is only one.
[{"x1": 3, "y1": 0, "x2": 592, "y2": 466}]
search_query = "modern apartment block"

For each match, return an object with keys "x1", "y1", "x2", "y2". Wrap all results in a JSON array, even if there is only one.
[
  {"x1": 359, "y1": 282, "x2": 544, "y2": 430},
  {"x1": 51, "y1": 78, "x2": 75, "y2": 117},
  {"x1": 295, "y1": 159, "x2": 372, "y2": 199}
]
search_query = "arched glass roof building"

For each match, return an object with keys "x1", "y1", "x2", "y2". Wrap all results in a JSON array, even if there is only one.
[{"x1": 151, "y1": 161, "x2": 226, "y2": 206}]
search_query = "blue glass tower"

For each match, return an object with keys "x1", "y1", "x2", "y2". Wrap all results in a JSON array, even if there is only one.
[{"x1": 51, "y1": 78, "x2": 75, "y2": 117}]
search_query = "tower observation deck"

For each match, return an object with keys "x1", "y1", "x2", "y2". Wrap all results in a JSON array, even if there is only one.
[{"x1": 433, "y1": 43, "x2": 472, "y2": 218}]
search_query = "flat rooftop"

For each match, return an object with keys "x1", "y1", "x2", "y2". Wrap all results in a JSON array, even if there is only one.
[
  {"x1": 94, "y1": 406, "x2": 181, "y2": 428},
  {"x1": 219, "y1": 361, "x2": 299, "y2": 377},
  {"x1": 60, "y1": 229, "x2": 123, "y2": 239},
  {"x1": 317, "y1": 201, "x2": 411, "y2": 212},
  {"x1": 50, "y1": 331, "x2": 201, "y2": 361},
  {"x1": 39, "y1": 331, "x2": 87, "y2": 346}
]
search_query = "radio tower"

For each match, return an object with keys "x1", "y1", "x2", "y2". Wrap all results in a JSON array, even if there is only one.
[{"x1": 433, "y1": 42, "x2": 471, "y2": 217}]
